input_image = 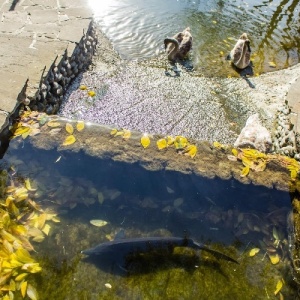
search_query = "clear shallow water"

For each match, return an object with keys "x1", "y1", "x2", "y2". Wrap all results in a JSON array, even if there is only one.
[
  {"x1": 88, "y1": 0, "x2": 300, "y2": 75},
  {"x1": 1, "y1": 138, "x2": 298, "y2": 299}
]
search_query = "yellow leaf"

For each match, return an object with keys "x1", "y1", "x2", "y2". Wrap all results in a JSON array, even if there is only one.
[
  {"x1": 114, "y1": 131, "x2": 124, "y2": 137},
  {"x1": 22, "y1": 263, "x2": 42, "y2": 273},
  {"x1": 15, "y1": 273, "x2": 28, "y2": 281},
  {"x1": 21, "y1": 280, "x2": 28, "y2": 298},
  {"x1": 47, "y1": 121, "x2": 61, "y2": 128},
  {"x1": 65, "y1": 123, "x2": 74, "y2": 134},
  {"x1": 9, "y1": 278, "x2": 16, "y2": 291},
  {"x1": 167, "y1": 136, "x2": 175, "y2": 145},
  {"x1": 183, "y1": 144, "x2": 197, "y2": 158},
  {"x1": 110, "y1": 128, "x2": 118, "y2": 136},
  {"x1": 268, "y1": 253, "x2": 280, "y2": 265},
  {"x1": 240, "y1": 165, "x2": 250, "y2": 177},
  {"x1": 76, "y1": 121, "x2": 85, "y2": 132},
  {"x1": 51, "y1": 216, "x2": 60, "y2": 223},
  {"x1": 269, "y1": 61, "x2": 276, "y2": 68},
  {"x1": 90, "y1": 219, "x2": 108, "y2": 227},
  {"x1": 32, "y1": 235, "x2": 45, "y2": 243},
  {"x1": 174, "y1": 136, "x2": 188, "y2": 150},
  {"x1": 26, "y1": 284, "x2": 38, "y2": 300},
  {"x1": 290, "y1": 169, "x2": 297, "y2": 180},
  {"x1": 274, "y1": 279, "x2": 284, "y2": 296},
  {"x1": 14, "y1": 248, "x2": 34, "y2": 264},
  {"x1": 212, "y1": 20, "x2": 217, "y2": 24},
  {"x1": 156, "y1": 138, "x2": 167, "y2": 150},
  {"x1": 24, "y1": 179, "x2": 37, "y2": 192},
  {"x1": 88, "y1": 90, "x2": 96, "y2": 97},
  {"x1": 79, "y1": 85, "x2": 87, "y2": 90},
  {"x1": 123, "y1": 129, "x2": 131, "y2": 140},
  {"x1": 249, "y1": 248, "x2": 260, "y2": 257},
  {"x1": 62, "y1": 135, "x2": 76, "y2": 146},
  {"x1": 141, "y1": 134, "x2": 150, "y2": 149},
  {"x1": 42, "y1": 224, "x2": 51, "y2": 235},
  {"x1": 219, "y1": 51, "x2": 224, "y2": 56},
  {"x1": 14, "y1": 127, "x2": 30, "y2": 137}
]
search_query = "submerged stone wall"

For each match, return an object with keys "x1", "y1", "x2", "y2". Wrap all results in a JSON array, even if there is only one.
[{"x1": 27, "y1": 22, "x2": 98, "y2": 115}]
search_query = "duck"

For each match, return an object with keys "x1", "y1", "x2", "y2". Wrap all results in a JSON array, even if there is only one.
[
  {"x1": 228, "y1": 33, "x2": 251, "y2": 69},
  {"x1": 164, "y1": 27, "x2": 193, "y2": 62}
]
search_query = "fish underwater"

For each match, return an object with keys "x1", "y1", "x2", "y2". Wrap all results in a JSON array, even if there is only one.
[{"x1": 81, "y1": 235, "x2": 238, "y2": 273}]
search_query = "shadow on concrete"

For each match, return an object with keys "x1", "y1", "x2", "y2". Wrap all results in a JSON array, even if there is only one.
[{"x1": 9, "y1": 0, "x2": 20, "y2": 11}]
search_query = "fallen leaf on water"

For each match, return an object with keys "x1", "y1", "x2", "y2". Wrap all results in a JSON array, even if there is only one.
[
  {"x1": 274, "y1": 279, "x2": 284, "y2": 296},
  {"x1": 173, "y1": 198, "x2": 184, "y2": 207},
  {"x1": 24, "y1": 178, "x2": 37, "y2": 192},
  {"x1": 240, "y1": 165, "x2": 250, "y2": 177},
  {"x1": 62, "y1": 135, "x2": 76, "y2": 146},
  {"x1": 167, "y1": 136, "x2": 175, "y2": 145},
  {"x1": 90, "y1": 219, "x2": 108, "y2": 227},
  {"x1": 123, "y1": 129, "x2": 131, "y2": 140},
  {"x1": 26, "y1": 284, "x2": 38, "y2": 300},
  {"x1": 157, "y1": 138, "x2": 167, "y2": 150},
  {"x1": 42, "y1": 224, "x2": 51, "y2": 235},
  {"x1": 49, "y1": 128, "x2": 62, "y2": 136},
  {"x1": 212, "y1": 20, "x2": 217, "y2": 24},
  {"x1": 141, "y1": 134, "x2": 150, "y2": 149},
  {"x1": 268, "y1": 253, "x2": 280, "y2": 265},
  {"x1": 183, "y1": 144, "x2": 197, "y2": 158},
  {"x1": 110, "y1": 128, "x2": 118, "y2": 136},
  {"x1": 47, "y1": 121, "x2": 61, "y2": 128},
  {"x1": 98, "y1": 192, "x2": 104, "y2": 204},
  {"x1": 65, "y1": 123, "x2": 74, "y2": 134},
  {"x1": 105, "y1": 283, "x2": 112, "y2": 289},
  {"x1": 76, "y1": 121, "x2": 85, "y2": 132},
  {"x1": 21, "y1": 281, "x2": 28, "y2": 298},
  {"x1": 249, "y1": 248, "x2": 260, "y2": 257}
]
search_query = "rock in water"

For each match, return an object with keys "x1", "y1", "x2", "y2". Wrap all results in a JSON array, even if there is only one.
[{"x1": 234, "y1": 114, "x2": 272, "y2": 153}]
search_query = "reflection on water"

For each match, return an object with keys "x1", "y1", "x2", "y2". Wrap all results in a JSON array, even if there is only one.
[
  {"x1": 88, "y1": 0, "x2": 300, "y2": 75},
  {"x1": 0, "y1": 138, "x2": 298, "y2": 298}
]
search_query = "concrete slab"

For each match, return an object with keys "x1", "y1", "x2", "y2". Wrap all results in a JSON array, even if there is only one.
[{"x1": 0, "y1": 0, "x2": 93, "y2": 132}]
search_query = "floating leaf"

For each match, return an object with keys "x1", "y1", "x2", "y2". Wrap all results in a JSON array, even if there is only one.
[
  {"x1": 268, "y1": 253, "x2": 280, "y2": 265},
  {"x1": 105, "y1": 283, "x2": 112, "y2": 289},
  {"x1": 21, "y1": 280, "x2": 28, "y2": 297},
  {"x1": 15, "y1": 273, "x2": 29, "y2": 282},
  {"x1": 110, "y1": 129, "x2": 118, "y2": 136},
  {"x1": 26, "y1": 284, "x2": 38, "y2": 300},
  {"x1": 173, "y1": 198, "x2": 184, "y2": 207},
  {"x1": 49, "y1": 128, "x2": 62, "y2": 136},
  {"x1": 174, "y1": 136, "x2": 188, "y2": 150},
  {"x1": 65, "y1": 123, "x2": 74, "y2": 134},
  {"x1": 249, "y1": 248, "x2": 260, "y2": 257},
  {"x1": 88, "y1": 90, "x2": 96, "y2": 97},
  {"x1": 90, "y1": 219, "x2": 108, "y2": 227},
  {"x1": 232, "y1": 148, "x2": 238, "y2": 157},
  {"x1": 42, "y1": 224, "x2": 51, "y2": 235},
  {"x1": 62, "y1": 135, "x2": 76, "y2": 146},
  {"x1": 274, "y1": 279, "x2": 284, "y2": 296},
  {"x1": 212, "y1": 20, "x2": 217, "y2": 24},
  {"x1": 79, "y1": 85, "x2": 87, "y2": 90},
  {"x1": 157, "y1": 138, "x2": 167, "y2": 150},
  {"x1": 141, "y1": 134, "x2": 150, "y2": 149},
  {"x1": 183, "y1": 144, "x2": 197, "y2": 158},
  {"x1": 240, "y1": 165, "x2": 250, "y2": 177},
  {"x1": 47, "y1": 121, "x2": 61, "y2": 128},
  {"x1": 24, "y1": 179, "x2": 37, "y2": 192},
  {"x1": 123, "y1": 129, "x2": 131, "y2": 140},
  {"x1": 98, "y1": 192, "x2": 104, "y2": 204},
  {"x1": 76, "y1": 121, "x2": 85, "y2": 132},
  {"x1": 14, "y1": 126, "x2": 30, "y2": 137}
]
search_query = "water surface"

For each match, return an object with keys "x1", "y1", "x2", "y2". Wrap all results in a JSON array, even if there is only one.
[
  {"x1": 88, "y1": 0, "x2": 300, "y2": 75},
  {"x1": 0, "y1": 138, "x2": 297, "y2": 299}
]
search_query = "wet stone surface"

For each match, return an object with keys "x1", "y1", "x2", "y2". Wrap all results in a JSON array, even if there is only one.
[{"x1": 59, "y1": 56, "x2": 259, "y2": 145}]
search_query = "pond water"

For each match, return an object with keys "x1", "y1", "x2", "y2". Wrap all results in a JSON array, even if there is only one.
[
  {"x1": 0, "y1": 137, "x2": 298, "y2": 299},
  {"x1": 88, "y1": 0, "x2": 300, "y2": 76}
]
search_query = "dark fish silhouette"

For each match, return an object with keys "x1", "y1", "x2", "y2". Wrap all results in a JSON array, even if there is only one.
[{"x1": 81, "y1": 236, "x2": 238, "y2": 264}]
